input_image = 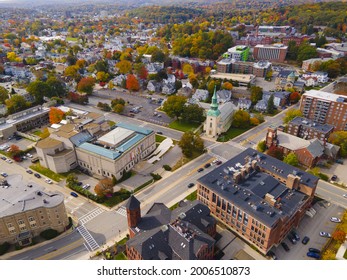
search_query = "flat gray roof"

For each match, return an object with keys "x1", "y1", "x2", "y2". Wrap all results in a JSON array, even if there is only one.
[
  {"x1": 198, "y1": 148, "x2": 318, "y2": 227},
  {"x1": 0, "y1": 174, "x2": 65, "y2": 218}
]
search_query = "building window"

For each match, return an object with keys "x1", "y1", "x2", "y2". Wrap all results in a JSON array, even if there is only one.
[
  {"x1": 17, "y1": 219, "x2": 25, "y2": 225},
  {"x1": 232, "y1": 207, "x2": 236, "y2": 218}
]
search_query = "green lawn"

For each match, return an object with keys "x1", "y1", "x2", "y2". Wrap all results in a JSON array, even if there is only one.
[
  {"x1": 170, "y1": 190, "x2": 197, "y2": 210},
  {"x1": 155, "y1": 134, "x2": 166, "y2": 143},
  {"x1": 66, "y1": 37, "x2": 78, "y2": 42},
  {"x1": 169, "y1": 120, "x2": 200, "y2": 132},
  {"x1": 115, "y1": 252, "x2": 127, "y2": 260},
  {"x1": 217, "y1": 127, "x2": 250, "y2": 142},
  {"x1": 344, "y1": 248, "x2": 347, "y2": 259},
  {"x1": 30, "y1": 163, "x2": 64, "y2": 182}
]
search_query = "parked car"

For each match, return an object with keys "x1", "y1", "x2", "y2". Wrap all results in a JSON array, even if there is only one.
[
  {"x1": 45, "y1": 178, "x2": 53, "y2": 184},
  {"x1": 281, "y1": 242, "x2": 290, "y2": 252},
  {"x1": 291, "y1": 230, "x2": 300, "y2": 241},
  {"x1": 156, "y1": 131, "x2": 163, "y2": 135},
  {"x1": 6, "y1": 159, "x2": 13, "y2": 164},
  {"x1": 197, "y1": 168, "x2": 204, "y2": 172},
  {"x1": 343, "y1": 194, "x2": 347, "y2": 198},
  {"x1": 330, "y1": 217, "x2": 341, "y2": 223},
  {"x1": 26, "y1": 153, "x2": 33, "y2": 158},
  {"x1": 216, "y1": 160, "x2": 223, "y2": 165},
  {"x1": 204, "y1": 163, "x2": 211, "y2": 168},
  {"x1": 77, "y1": 181, "x2": 83, "y2": 186},
  {"x1": 302, "y1": 236, "x2": 310, "y2": 245},
  {"x1": 1, "y1": 156, "x2": 6, "y2": 160},
  {"x1": 330, "y1": 175, "x2": 338, "y2": 181},
  {"x1": 287, "y1": 234, "x2": 297, "y2": 245},
  {"x1": 34, "y1": 173, "x2": 41, "y2": 178},
  {"x1": 267, "y1": 251, "x2": 277, "y2": 260},
  {"x1": 1, "y1": 172, "x2": 8, "y2": 177},
  {"x1": 319, "y1": 232, "x2": 331, "y2": 238},
  {"x1": 335, "y1": 159, "x2": 344, "y2": 164},
  {"x1": 187, "y1": 183, "x2": 195, "y2": 188},
  {"x1": 70, "y1": 192, "x2": 78, "y2": 198},
  {"x1": 26, "y1": 169, "x2": 33, "y2": 174},
  {"x1": 82, "y1": 184, "x2": 90, "y2": 190},
  {"x1": 309, "y1": 248, "x2": 321, "y2": 254},
  {"x1": 307, "y1": 252, "x2": 320, "y2": 259}
]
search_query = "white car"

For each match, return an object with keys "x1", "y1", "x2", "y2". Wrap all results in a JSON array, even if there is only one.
[
  {"x1": 45, "y1": 178, "x2": 53, "y2": 184},
  {"x1": 343, "y1": 194, "x2": 347, "y2": 198},
  {"x1": 330, "y1": 217, "x2": 341, "y2": 223},
  {"x1": 26, "y1": 153, "x2": 33, "y2": 158},
  {"x1": 82, "y1": 184, "x2": 90, "y2": 190},
  {"x1": 319, "y1": 231, "x2": 331, "y2": 238},
  {"x1": 6, "y1": 159, "x2": 13, "y2": 164}
]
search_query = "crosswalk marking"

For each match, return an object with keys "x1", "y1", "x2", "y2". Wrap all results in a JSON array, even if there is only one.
[
  {"x1": 115, "y1": 206, "x2": 127, "y2": 217},
  {"x1": 79, "y1": 208, "x2": 105, "y2": 225},
  {"x1": 77, "y1": 225, "x2": 100, "y2": 251}
]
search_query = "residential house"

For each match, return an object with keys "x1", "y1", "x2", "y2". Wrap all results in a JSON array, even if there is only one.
[
  {"x1": 190, "y1": 89, "x2": 209, "y2": 104},
  {"x1": 238, "y1": 98, "x2": 252, "y2": 110},
  {"x1": 216, "y1": 90, "x2": 232, "y2": 104},
  {"x1": 147, "y1": 80, "x2": 162, "y2": 93}
]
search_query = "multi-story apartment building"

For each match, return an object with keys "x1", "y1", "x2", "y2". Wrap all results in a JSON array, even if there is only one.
[
  {"x1": 224, "y1": 45, "x2": 250, "y2": 61},
  {"x1": 288, "y1": 117, "x2": 334, "y2": 141},
  {"x1": 300, "y1": 90, "x2": 347, "y2": 131},
  {"x1": 216, "y1": 59, "x2": 271, "y2": 78},
  {"x1": 253, "y1": 44, "x2": 288, "y2": 63},
  {"x1": 197, "y1": 148, "x2": 318, "y2": 254},
  {"x1": 0, "y1": 176, "x2": 68, "y2": 246},
  {"x1": 125, "y1": 196, "x2": 216, "y2": 260}
]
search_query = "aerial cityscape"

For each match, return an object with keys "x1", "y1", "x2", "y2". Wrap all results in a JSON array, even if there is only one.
[{"x1": 0, "y1": 0, "x2": 346, "y2": 262}]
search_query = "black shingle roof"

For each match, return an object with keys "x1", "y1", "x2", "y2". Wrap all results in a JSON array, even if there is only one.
[{"x1": 125, "y1": 195, "x2": 140, "y2": 210}]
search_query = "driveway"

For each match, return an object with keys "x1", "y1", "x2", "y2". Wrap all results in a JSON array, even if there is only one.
[{"x1": 321, "y1": 161, "x2": 347, "y2": 185}]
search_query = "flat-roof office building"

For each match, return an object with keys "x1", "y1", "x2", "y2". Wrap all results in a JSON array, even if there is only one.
[{"x1": 197, "y1": 148, "x2": 318, "y2": 254}]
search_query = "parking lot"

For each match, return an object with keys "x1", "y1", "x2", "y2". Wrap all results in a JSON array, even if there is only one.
[
  {"x1": 271, "y1": 201, "x2": 344, "y2": 260},
  {"x1": 91, "y1": 90, "x2": 172, "y2": 125}
]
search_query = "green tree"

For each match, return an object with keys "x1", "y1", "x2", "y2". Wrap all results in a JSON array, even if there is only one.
[
  {"x1": 267, "y1": 94, "x2": 275, "y2": 114},
  {"x1": 283, "y1": 152, "x2": 299, "y2": 167},
  {"x1": 286, "y1": 40, "x2": 298, "y2": 61},
  {"x1": 66, "y1": 173, "x2": 78, "y2": 188},
  {"x1": 5, "y1": 95, "x2": 29, "y2": 114},
  {"x1": 113, "y1": 104, "x2": 124, "y2": 114},
  {"x1": 297, "y1": 43, "x2": 318, "y2": 63},
  {"x1": 232, "y1": 110, "x2": 250, "y2": 128},
  {"x1": 283, "y1": 109, "x2": 303, "y2": 124},
  {"x1": 181, "y1": 104, "x2": 205, "y2": 123},
  {"x1": 250, "y1": 86, "x2": 263, "y2": 104},
  {"x1": 178, "y1": 131, "x2": 204, "y2": 158},
  {"x1": 27, "y1": 80, "x2": 52, "y2": 103},
  {"x1": 328, "y1": 131, "x2": 347, "y2": 157},
  {"x1": 47, "y1": 76, "x2": 66, "y2": 97},
  {"x1": 116, "y1": 60, "x2": 132, "y2": 74},
  {"x1": 257, "y1": 140, "x2": 266, "y2": 152},
  {"x1": 0, "y1": 86, "x2": 9, "y2": 104},
  {"x1": 162, "y1": 95, "x2": 187, "y2": 119}
]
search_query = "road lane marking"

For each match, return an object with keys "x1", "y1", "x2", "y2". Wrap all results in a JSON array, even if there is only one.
[{"x1": 35, "y1": 239, "x2": 84, "y2": 260}]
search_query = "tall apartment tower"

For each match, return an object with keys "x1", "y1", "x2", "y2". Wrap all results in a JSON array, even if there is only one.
[{"x1": 300, "y1": 90, "x2": 347, "y2": 131}]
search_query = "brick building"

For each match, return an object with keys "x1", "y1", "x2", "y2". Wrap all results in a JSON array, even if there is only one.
[
  {"x1": 125, "y1": 196, "x2": 216, "y2": 260},
  {"x1": 300, "y1": 90, "x2": 347, "y2": 131},
  {"x1": 266, "y1": 127, "x2": 339, "y2": 168},
  {"x1": 216, "y1": 59, "x2": 271, "y2": 78},
  {"x1": 253, "y1": 44, "x2": 288, "y2": 63},
  {"x1": 197, "y1": 148, "x2": 318, "y2": 254},
  {"x1": 288, "y1": 117, "x2": 334, "y2": 141}
]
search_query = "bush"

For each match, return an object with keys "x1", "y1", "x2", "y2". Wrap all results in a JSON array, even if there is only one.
[
  {"x1": 318, "y1": 173, "x2": 329, "y2": 181},
  {"x1": 0, "y1": 242, "x2": 10, "y2": 256},
  {"x1": 40, "y1": 229, "x2": 59, "y2": 240},
  {"x1": 163, "y1": 164, "x2": 172, "y2": 171},
  {"x1": 150, "y1": 173, "x2": 162, "y2": 180},
  {"x1": 257, "y1": 140, "x2": 266, "y2": 152}
]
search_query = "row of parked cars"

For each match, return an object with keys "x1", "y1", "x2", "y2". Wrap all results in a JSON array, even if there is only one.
[{"x1": 273, "y1": 216, "x2": 342, "y2": 260}]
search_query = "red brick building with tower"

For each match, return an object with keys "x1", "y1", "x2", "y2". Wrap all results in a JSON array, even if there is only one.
[{"x1": 125, "y1": 196, "x2": 217, "y2": 260}]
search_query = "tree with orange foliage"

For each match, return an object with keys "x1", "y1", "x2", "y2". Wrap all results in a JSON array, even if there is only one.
[
  {"x1": 9, "y1": 144, "x2": 20, "y2": 157},
  {"x1": 290, "y1": 92, "x2": 301, "y2": 104},
  {"x1": 332, "y1": 230, "x2": 346, "y2": 243},
  {"x1": 94, "y1": 178, "x2": 114, "y2": 197},
  {"x1": 77, "y1": 77, "x2": 95, "y2": 95},
  {"x1": 49, "y1": 107, "x2": 65, "y2": 124},
  {"x1": 126, "y1": 74, "x2": 140, "y2": 92}
]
